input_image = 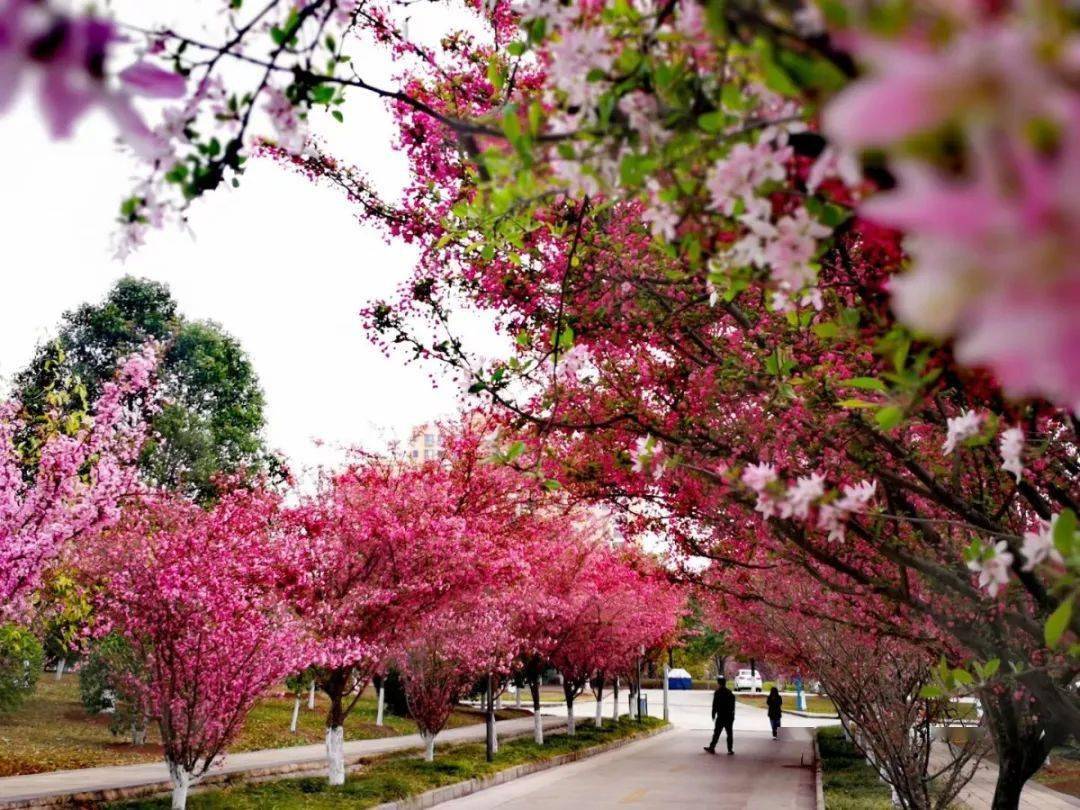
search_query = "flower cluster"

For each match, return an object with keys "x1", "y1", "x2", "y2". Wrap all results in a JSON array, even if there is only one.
[
  {"x1": 826, "y1": 7, "x2": 1080, "y2": 410},
  {"x1": 741, "y1": 464, "x2": 876, "y2": 544}
]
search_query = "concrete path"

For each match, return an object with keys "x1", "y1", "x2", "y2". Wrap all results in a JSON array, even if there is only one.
[
  {"x1": 953, "y1": 756, "x2": 1080, "y2": 810},
  {"x1": 0, "y1": 714, "x2": 569, "y2": 808},
  {"x1": 439, "y1": 727, "x2": 817, "y2": 809},
  {"x1": 437, "y1": 688, "x2": 826, "y2": 809}
]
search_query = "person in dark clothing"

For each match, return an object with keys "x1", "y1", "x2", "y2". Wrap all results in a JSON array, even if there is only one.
[
  {"x1": 704, "y1": 676, "x2": 736, "y2": 754},
  {"x1": 767, "y1": 686, "x2": 783, "y2": 739}
]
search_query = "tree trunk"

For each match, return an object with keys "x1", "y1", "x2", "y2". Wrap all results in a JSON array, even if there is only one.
[
  {"x1": 131, "y1": 717, "x2": 147, "y2": 746},
  {"x1": 515, "y1": 687, "x2": 522, "y2": 709},
  {"x1": 290, "y1": 696, "x2": 301, "y2": 733},
  {"x1": 530, "y1": 678, "x2": 544, "y2": 745},
  {"x1": 325, "y1": 680, "x2": 348, "y2": 786},
  {"x1": 564, "y1": 681, "x2": 576, "y2": 736},
  {"x1": 423, "y1": 731, "x2": 436, "y2": 762},
  {"x1": 167, "y1": 761, "x2": 193, "y2": 810},
  {"x1": 325, "y1": 725, "x2": 345, "y2": 785},
  {"x1": 613, "y1": 677, "x2": 620, "y2": 722},
  {"x1": 592, "y1": 677, "x2": 604, "y2": 728},
  {"x1": 982, "y1": 686, "x2": 1061, "y2": 810},
  {"x1": 376, "y1": 683, "x2": 385, "y2": 726},
  {"x1": 54, "y1": 658, "x2": 65, "y2": 680},
  {"x1": 308, "y1": 680, "x2": 316, "y2": 710}
]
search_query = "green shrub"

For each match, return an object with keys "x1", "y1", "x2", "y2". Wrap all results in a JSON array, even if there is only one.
[
  {"x1": 79, "y1": 633, "x2": 146, "y2": 741},
  {"x1": 0, "y1": 624, "x2": 44, "y2": 713},
  {"x1": 818, "y1": 726, "x2": 895, "y2": 810}
]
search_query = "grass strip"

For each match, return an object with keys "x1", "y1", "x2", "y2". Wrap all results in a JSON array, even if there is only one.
[{"x1": 818, "y1": 726, "x2": 894, "y2": 810}]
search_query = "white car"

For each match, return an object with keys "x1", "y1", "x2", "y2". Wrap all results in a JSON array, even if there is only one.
[{"x1": 733, "y1": 669, "x2": 763, "y2": 692}]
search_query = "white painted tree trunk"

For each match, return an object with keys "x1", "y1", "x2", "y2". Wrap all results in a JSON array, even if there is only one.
[
  {"x1": 566, "y1": 701, "x2": 576, "y2": 736},
  {"x1": 422, "y1": 732, "x2": 436, "y2": 761},
  {"x1": 495, "y1": 693, "x2": 502, "y2": 710},
  {"x1": 131, "y1": 718, "x2": 147, "y2": 746},
  {"x1": 491, "y1": 723, "x2": 499, "y2": 754},
  {"x1": 290, "y1": 696, "x2": 301, "y2": 733},
  {"x1": 662, "y1": 663, "x2": 670, "y2": 722},
  {"x1": 168, "y1": 762, "x2": 193, "y2": 810},
  {"x1": 595, "y1": 694, "x2": 603, "y2": 728},
  {"x1": 515, "y1": 688, "x2": 521, "y2": 708},
  {"x1": 613, "y1": 678, "x2": 619, "y2": 722},
  {"x1": 55, "y1": 659, "x2": 65, "y2": 680},
  {"x1": 326, "y1": 725, "x2": 345, "y2": 785},
  {"x1": 308, "y1": 680, "x2": 316, "y2": 710},
  {"x1": 376, "y1": 684, "x2": 385, "y2": 726},
  {"x1": 533, "y1": 711, "x2": 544, "y2": 745}
]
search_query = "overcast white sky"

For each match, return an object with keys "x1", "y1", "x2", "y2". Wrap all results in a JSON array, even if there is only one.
[{"x1": 0, "y1": 3, "x2": 502, "y2": 470}]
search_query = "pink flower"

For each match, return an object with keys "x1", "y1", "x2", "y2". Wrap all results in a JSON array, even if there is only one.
[
  {"x1": 705, "y1": 141, "x2": 789, "y2": 215},
  {"x1": 117, "y1": 61, "x2": 186, "y2": 98},
  {"x1": 263, "y1": 85, "x2": 306, "y2": 154},
  {"x1": 824, "y1": 25, "x2": 1055, "y2": 149}
]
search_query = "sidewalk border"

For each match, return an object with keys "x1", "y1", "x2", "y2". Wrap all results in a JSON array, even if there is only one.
[
  {"x1": 372, "y1": 723, "x2": 673, "y2": 810},
  {"x1": 813, "y1": 728, "x2": 825, "y2": 810}
]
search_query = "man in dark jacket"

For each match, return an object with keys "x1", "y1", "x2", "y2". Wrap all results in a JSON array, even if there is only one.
[{"x1": 704, "y1": 676, "x2": 736, "y2": 754}]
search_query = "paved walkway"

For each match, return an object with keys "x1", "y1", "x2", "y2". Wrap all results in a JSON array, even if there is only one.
[
  {"x1": 440, "y1": 725, "x2": 817, "y2": 808},
  {"x1": 439, "y1": 688, "x2": 824, "y2": 809},
  {"x1": 953, "y1": 755, "x2": 1080, "y2": 810},
  {"x1": 0, "y1": 714, "x2": 569, "y2": 807}
]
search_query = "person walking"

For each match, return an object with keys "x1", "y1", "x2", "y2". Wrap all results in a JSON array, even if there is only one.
[
  {"x1": 704, "y1": 676, "x2": 735, "y2": 755},
  {"x1": 767, "y1": 686, "x2": 783, "y2": 739}
]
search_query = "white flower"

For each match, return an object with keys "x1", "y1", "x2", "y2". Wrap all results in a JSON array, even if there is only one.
[
  {"x1": 966, "y1": 540, "x2": 1014, "y2": 597},
  {"x1": 816, "y1": 504, "x2": 845, "y2": 542},
  {"x1": 816, "y1": 480, "x2": 876, "y2": 542},
  {"x1": 547, "y1": 27, "x2": 612, "y2": 108},
  {"x1": 741, "y1": 462, "x2": 778, "y2": 492},
  {"x1": 1020, "y1": 518, "x2": 1064, "y2": 571},
  {"x1": 835, "y1": 480, "x2": 877, "y2": 513},
  {"x1": 806, "y1": 146, "x2": 862, "y2": 194},
  {"x1": 999, "y1": 426, "x2": 1024, "y2": 482},
  {"x1": 781, "y1": 473, "x2": 825, "y2": 519},
  {"x1": 943, "y1": 409, "x2": 984, "y2": 454},
  {"x1": 643, "y1": 201, "x2": 679, "y2": 241},
  {"x1": 632, "y1": 435, "x2": 664, "y2": 478}
]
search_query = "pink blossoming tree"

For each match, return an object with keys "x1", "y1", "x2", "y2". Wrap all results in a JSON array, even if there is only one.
[
  {"x1": 84, "y1": 486, "x2": 300, "y2": 810},
  {"x1": 1, "y1": 344, "x2": 156, "y2": 622}
]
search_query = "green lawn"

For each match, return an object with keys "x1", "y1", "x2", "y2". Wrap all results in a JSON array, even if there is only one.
[
  {"x1": 112, "y1": 716, "x2": 666, "y2": 809},
  {"x1": 818, "y1": 726, "x2": 894, "y2": 810},
  {"x1": 737, "y1": 693, "x2": 837, "y2": 715},
  {"x1": 0, "y1": 675, "x2": 525, "y2": 777}
]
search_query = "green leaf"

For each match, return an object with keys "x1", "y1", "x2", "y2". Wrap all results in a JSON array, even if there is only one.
[
  {"x1": 1045, "y1": 595, "x2": 1073, "y2": 649},
  {"x1": 838, "y1": 398, "x2": 877, "y2": 409},
  {"x1": 502, "y1": 108, "x2": 521, "y2": 142},
  {"x1": 951, "y1": 668, "x2": 973, "y2": 686},
  {"x1": 841, "y1": 377, "x2": 887, "y2": 393},
  {"x1": 919, "y1": 685, "x2": 943, "y2": 698},
  {"x1": 1053, "y1": 509, "x2": 1077, "y2": 557},
  {"x1": 875, "y1": 405, "x2": 903, "y2": 430},
  {"x1": 505, "y1": 440, "x2": 526, "y2": 462},
  {"x1": 697, "y1": 111, "x2": 726, "y2": 133},
  {"x1": 981, "y1": 658, "x2": 1000, "y2": 679}
]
